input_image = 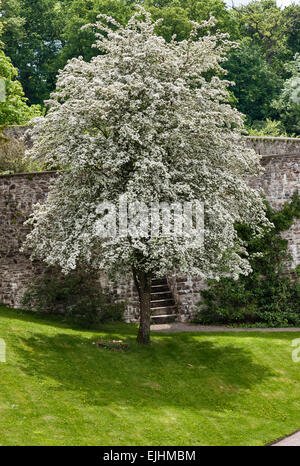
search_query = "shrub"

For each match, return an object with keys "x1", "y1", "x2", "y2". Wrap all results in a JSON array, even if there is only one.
[
  {"x1": 22, "y1": 268, "x2": 125, "y2": 326},
  {"x1": 195, "y1": 193, "x2": 300, "y2": 327},
  {"x1": 247, "y1": 119, "x2": 290, "y2": 137}
]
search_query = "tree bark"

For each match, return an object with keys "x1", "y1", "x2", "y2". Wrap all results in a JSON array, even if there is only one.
[{"x1": 133, "y1": 268, "x2": 152, "y2": 345}]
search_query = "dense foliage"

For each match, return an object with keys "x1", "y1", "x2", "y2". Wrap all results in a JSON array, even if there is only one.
[
  {"x1": 0, "y1": 0, "x2": 65, "y2": 105},
  {"x1": 224, "y1": 39, "x2": 282, "y2": 122},
  {"x1": 195, "y1": 193, "x2": 300, "y2": 327},
  {"x1": 0, "y1": 0, "x2": 299, "y2": 133},
  {"x1": 0, "y1": 2, "x2": 41, "y2": 124},
  {"x1": 0, "y1": 50, "x2": 40, "y2": 125},
  {"x1": 272, "y1": 54, "x2": 300, "y2": 136}
]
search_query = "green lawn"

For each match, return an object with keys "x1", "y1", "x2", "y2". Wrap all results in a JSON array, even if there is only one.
[{"x1": 1, "y1": 306, "x2": 300, "y2": 446}]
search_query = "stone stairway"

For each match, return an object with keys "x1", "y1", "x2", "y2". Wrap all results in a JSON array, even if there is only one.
[{"x1": 150, "y1": 277, "x2": 178, "y2": 324}]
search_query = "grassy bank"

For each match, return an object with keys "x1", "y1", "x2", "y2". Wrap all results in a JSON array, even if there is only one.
[{"x1": 1, "y1": 306, "x2": 300, "y2": 446}]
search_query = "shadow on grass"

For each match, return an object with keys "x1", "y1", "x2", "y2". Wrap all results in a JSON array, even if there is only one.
[
  {"x1": 0, "y1": 306, "x2": 137, "y2": 335},
  {"x1": 11, "y1": 327, "x2": 275, "y2": 412}
]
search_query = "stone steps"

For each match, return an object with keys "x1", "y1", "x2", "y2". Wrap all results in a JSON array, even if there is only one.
[
  {"x1": 150, "y1": 277, "x2": 178, "y2": 323},
  {"x1": 151, "y1": 284, "x2": 170, "y2": 293},
  {"x1": 150, "y1": 306, "x2": 177, "y2": 316},
  {"x1": 151, "y1": 298, "x2": 175, "y2": 308},
  {"x1": 151, "y1": 291, "x2": 173, "y2": 300},
  {"x1": 152, "y1": 278, "x2": 168, "y2": 286},
  {"x1": 150, "y1": 314, "x2": 178, "y2": 324}
]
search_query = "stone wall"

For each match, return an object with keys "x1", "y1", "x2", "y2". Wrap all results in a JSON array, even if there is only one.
[
  {"x1": 247, "y1": 137, "x2": 300, "y2": 269},
  {"x1": 0, "y1": 172, "x2": 56, "y2": 308},
  {"x1": 0, "y1": 171, "x2": 140, "y2": 316},
  {"x1": 248, "y1": 138, "x2": 300, "y2": 268},
  {"x1": 0, "y1": 136, "x2": 299, "y2": 321}
]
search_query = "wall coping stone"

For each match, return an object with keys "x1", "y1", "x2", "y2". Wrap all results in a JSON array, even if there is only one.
[
  {"x1": 3, "y1": 125, "x2": 300, "y2": 143},
  {"x1": 245, "y1": 136, "x2": 300, "y2": 142},
  {"x1": 0, "y1": 136, "x2": 299, "y2": 180}
]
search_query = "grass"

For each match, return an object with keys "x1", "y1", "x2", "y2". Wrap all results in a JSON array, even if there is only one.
[{"x1": 1, "y1": 306, "x2": 300, "y2": 446}]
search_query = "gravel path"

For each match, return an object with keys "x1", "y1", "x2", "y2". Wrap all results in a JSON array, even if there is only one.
[{"x1": 151, "y1": 322, "x2": 300, "y2": 332}]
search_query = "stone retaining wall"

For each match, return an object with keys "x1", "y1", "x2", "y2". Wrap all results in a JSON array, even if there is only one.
[
  {"x1": 0, "y1": 171, "x2": 141, "y2": 317},
  {"x1": 0, "y1": 136, "x2": 299, "y2": 321}
]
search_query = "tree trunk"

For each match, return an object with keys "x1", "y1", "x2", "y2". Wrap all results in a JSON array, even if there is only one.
[{"x1": 133, "y1": 268, "x2": 152, "y2": 345}]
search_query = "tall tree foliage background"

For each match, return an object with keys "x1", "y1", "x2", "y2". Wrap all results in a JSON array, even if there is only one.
[
  {"x1": 0, "y1": 1, "x2": 40, "y2": 124},
  {"x1": 0, "y1": 0, "x2": 299, "y2": 131},
  {"x1": 227, "y1": 0, "x2": 300, "y2": 132},
  {"x1": 272, "y1": 54, "x2": 300, "y2": 135},
  {"x1": 1, "y1": 0, "x2": 65, "y2": 104}
]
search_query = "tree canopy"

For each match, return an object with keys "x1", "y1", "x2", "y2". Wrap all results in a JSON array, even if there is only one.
[
  {"x1": 1, "y1": 0, "x2": 65, "y2": 104},
  {"x1": 224, "y1": 39, "x2": 282, "y2": 123},
  {"x1": 24, "y1": 9, "x2": 269, "y2": 343},
  {"x1": 0, "y1": 0, "x2": 299, "y2": 134},
  {"x1": 272, "y1": 54, "x2": 300, "y2": 135},
  {"x1": 0, "y1": 4, "x2": 41, "y2": 125},
  {"x1": 0, "y1": 49, "x2": 41, "y2": 125}
]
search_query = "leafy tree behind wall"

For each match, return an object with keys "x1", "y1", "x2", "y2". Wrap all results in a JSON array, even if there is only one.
[
  {"x1": 229, "y1": 0, "x2": 300, "y2": 128},
  {"x1": 232, "y1": 0, "x2": 298, "y2": 67},
  {"x1": 284, "y1": 4, "x2": 300, "y2": 60},
  {"x1": 272, "y1": 54, "x2": 300, "y2": 136},
  {"x1": 145, "y1": 0, "x2": 239, "y2": 42},
  {"x1": 54, "y1": 0, "x2": 133, "y2": 71},
  {"x1": 0, "y1": 50, "x2": 41, "y2": 124},
  {"x1": 0, "y1": 4, "x2": 40, "y2": 124},
  {"x1": 1, "y1": 0, "x2": 65, "y2": 104},
  {"x1": 224, "y1": 39, "x2": 282, "y2": 123}
]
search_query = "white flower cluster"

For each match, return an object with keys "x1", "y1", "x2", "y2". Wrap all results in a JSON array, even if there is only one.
[{"x1": 24, "y1": 7, "x2": 269, "y2": 280}]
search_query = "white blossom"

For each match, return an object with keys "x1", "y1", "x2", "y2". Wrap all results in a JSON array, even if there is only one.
[{"x1": 24, "y1": 7, "x2": 269, "y2": 283}]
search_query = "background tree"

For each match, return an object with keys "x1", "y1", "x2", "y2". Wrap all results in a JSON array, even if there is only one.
[
  {"x1": 228, "y1": 0, "x2": 300, "y2": 130},
  {"x1": 272, "y1": 54, "x2": 300, "y2": 136},
  {"x1": 144, "y1": 1, "x2": 192, "y2": 42},
  {"x1": 284, "y1": 3, "x2": 300, "y2": 60},
  {"x1": 232, "y1": 0, "x2": 298, "y2": 66},
  {"x1": 0, "y1": 3, "x2": 40, "y2": 125},
  {"x1": 182, "y1": 0, "x2": 239, "y2": 38},
  {"x1": 1, "y1": 0, "x2": 65, "y2": 104},
  {"x1": 247, "y1": 118, "x2": 288, "y2": 137},
  {"x1": 0, "y1": 49, "x2": 41, "y2": 124},
  {"x1": 224, "y1": 39, "x2": 282, "y2": 123},
  {"x1": 145, "y1": 0, "x2": 238, "y2": 42},
  {"x1": 24, "y1": 9, "x2": 269, "y2": 344},
  {"x1": 54, "y1": 0, "x2": 133, "y2": 71}
]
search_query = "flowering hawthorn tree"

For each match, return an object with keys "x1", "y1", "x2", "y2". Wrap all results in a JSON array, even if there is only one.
[{"x1": 24, "y1": 7, "x2": 268, "y2": 344}]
